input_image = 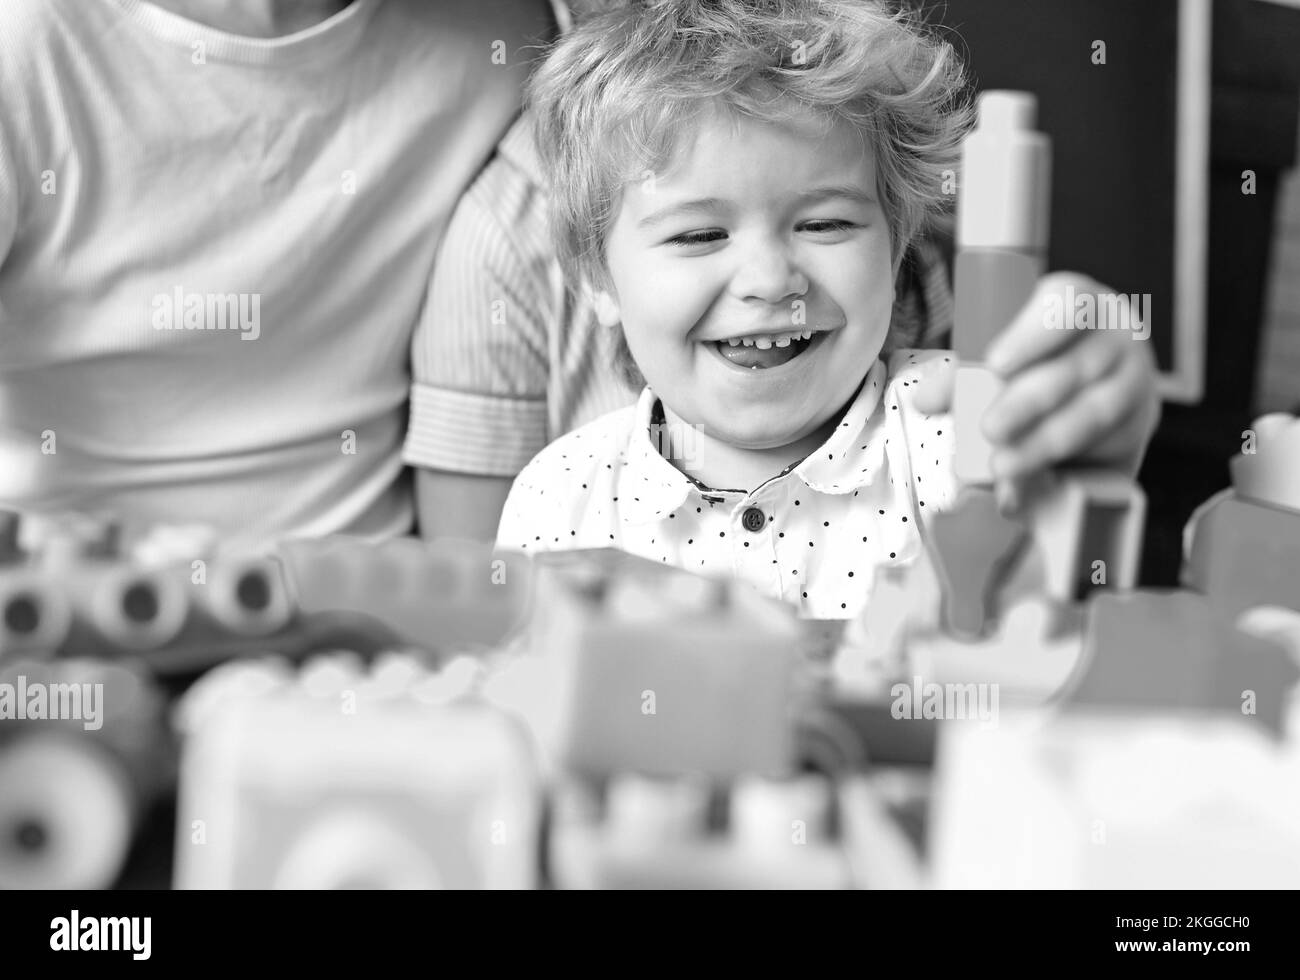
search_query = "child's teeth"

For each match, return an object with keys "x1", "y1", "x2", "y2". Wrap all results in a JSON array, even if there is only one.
[
  {"x1": 755, "y1": 337, "x2": 773, "y2": 350},
  {"x1": 801, "y1": 330, "x2": 813, "y2": 341},
  {"x1": 741, "y1": 337, "x2": 756, "y2": 347},
  {"x1": 774, "y1": 335, "x2": 792, "y2": 348},
  {"x1": 726, "y1": 338, "x2": 743, "y2": 347}
]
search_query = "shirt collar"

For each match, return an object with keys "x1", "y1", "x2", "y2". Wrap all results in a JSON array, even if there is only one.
[
  {"x1": 618, "y1": 387, "x2": 696, "y2": 525},
  {"x1": 617, "y1": 358, "x2": 891, "y2": 525},
  {"x1": 791, "y1": 358, "x2": 890, "y2": 494}
]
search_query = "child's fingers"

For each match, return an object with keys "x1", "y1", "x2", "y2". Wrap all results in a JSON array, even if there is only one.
[
  {"x1": 984, "y1": 272, "x2": 1108, "y2": 377},
  {"x1": 981, "y1": 330, "x2": 1123, "y2": 444},
  {"x1": 908, "y1": 355, "x2": 955, "y2": 415},
  {"x1": 989, "y1": 353, "x2": 1140, "y2": 479}
]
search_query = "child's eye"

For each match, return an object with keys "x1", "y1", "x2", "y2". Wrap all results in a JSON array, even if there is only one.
[
  {"x1": 800, "y1": 219, "x2": 859, "y2": 234},
  {"x1": 665, "y1": 230, "x2": 727, "y2": 247}
]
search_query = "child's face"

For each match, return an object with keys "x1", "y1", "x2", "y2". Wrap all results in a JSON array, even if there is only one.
[{"x1": 593, "y1": 109, "x2": 895, "y2": 451}]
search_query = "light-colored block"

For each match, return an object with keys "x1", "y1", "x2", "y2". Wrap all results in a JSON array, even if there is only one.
[{"x1": 953, "y1": 365, "x2": 1003, "y2": 486}]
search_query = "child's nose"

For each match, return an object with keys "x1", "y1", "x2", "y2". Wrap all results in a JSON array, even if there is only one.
[{"x1": 729, "y1": 243, "x2": 809, "y2": 305}]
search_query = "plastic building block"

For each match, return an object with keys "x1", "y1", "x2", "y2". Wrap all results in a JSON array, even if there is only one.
[
  {"x1": 0, "y1": 571, "x2": 72, "y2": 655},
  {"x1": 928, "y1": 486, "x2": 1030, "y2": 637},
  {"x1": 909, "y1": 597, "x2": 1086, "y2": 706},
  {"x1": 1068, "y1": 591, "x2": 1299, "y2": 732},
  {"x1": 833, "y1": 546, "x2": 944, "y2": 695},
  {"x1": 1183, "y1": 491, "x2": 1300, "y2": 621},
  {"x1": 952, "y1": 367, "x2": 1003, "y2": 486},
  {"x1": 485, "y1": 549, "x2": 800, "y2": 780},
  {"x1": 548, "y1": 773, "x2": 850, "y2": 889},
  {"x1": 953, "y1": 251, "x2": 1042, "y2": 361},
  {"x1": 0, "y1": 531, "x2": 294, "y2": 667},
  {"x1": 930, "y1": 715, "x2": 1300, "y2": 888},
  {"x1": 174, "y1": 653, "x2": 538, "y2": 889},
  {"x1": 1230, "y1": 412, "x2": 1300, "y2": 512},
  {"x1": 953, "y1": 91, "x2": 1051, "y2": 361},
  {"x1": 0, "y1": 658, "x2": 171, "y2": 888},
  {"x1": 1024, "y1": 469, "x2": 1147, "y2": 601},
  {"x1": 0, "y1": 514, "x2": 536, "y2": 676},
  {"x1": 278, "y1": 535, "x2": 533, "y2": 656}
]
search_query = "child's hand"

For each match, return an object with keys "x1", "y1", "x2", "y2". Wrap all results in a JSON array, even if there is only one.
[{"x1": 916, "y1": 272, "x2": 1162, "y2": 489}]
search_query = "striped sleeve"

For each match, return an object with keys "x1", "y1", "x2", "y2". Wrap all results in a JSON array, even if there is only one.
[{"x1": 403, "y1": 145, "x2": 554, "y2": 477}]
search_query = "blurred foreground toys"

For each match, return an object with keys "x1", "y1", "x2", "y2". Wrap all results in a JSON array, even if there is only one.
[
  {"x1": 3, "y1": 396, "x2": 1299, "y2": 890},
  {"x1": 0, "y1": 516, "x2": 533, "y2": 673},
  {"x1": 0, "y1": 517, "x2": 532, "y2": 889},
  {"x1": 831, "y1": 411, "x2": 1300, "y2": 727},
  {"x1": 484, "y1": 549, "x2": 921, "y2": 889},
  {"x1": 847, "y1": 411, "x2": 1300, "y2": 889},
  {"x1": 931, "y1": 715, "x2": 1300, "y2": 889}
]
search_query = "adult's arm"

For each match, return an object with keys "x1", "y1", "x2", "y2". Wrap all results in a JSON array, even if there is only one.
[
  {"x1": 403, "y1": 124, "x2": 554, "y2": 542},
  {"x1": 414, "y1": 469, "x2": 514, "y2": 542}
]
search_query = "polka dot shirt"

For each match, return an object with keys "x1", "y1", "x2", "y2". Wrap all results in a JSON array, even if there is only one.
[{"x1": 496, "y1": 350, "x2": 959, "y2": 619}]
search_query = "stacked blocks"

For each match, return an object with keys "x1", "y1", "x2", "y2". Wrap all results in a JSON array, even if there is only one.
[
  {"x1": 487, "y1": 548, "x2": 802, "y2": 780},
  {"x1": 485, "y1": 549, "x2": 893, "y2": 888}
]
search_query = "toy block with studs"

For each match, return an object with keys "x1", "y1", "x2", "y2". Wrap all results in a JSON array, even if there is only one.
[
  {"x1": 173, "y1": 651, "x2": 539, "y2": 890},
  {"x1": 483, "y1": 549, "x2": 802, "y2": 781}
]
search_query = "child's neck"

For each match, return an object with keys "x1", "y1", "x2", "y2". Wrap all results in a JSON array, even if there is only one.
[
  {"x1": 660, "y1": 403, "x2": 843, "y2": 493},
  {"x1": 147, "y1": 1, "x2": 352, "y2": 37}
]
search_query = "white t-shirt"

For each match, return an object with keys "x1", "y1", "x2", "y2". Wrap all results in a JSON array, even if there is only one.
[
  {"x1": 496, "y1": 350, "x2": 961, "y2": 620},
  {"x1": 0, "y1": 0, "x2": 552, "y2": 539}
]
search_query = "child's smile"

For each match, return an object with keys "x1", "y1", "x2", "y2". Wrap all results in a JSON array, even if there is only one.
[
  {"x1": 593, "y1": 107, "x2": 895, "y2": 454},
  {"x1": 709, "y1": 325, "x2": 832, "y2": 370}
]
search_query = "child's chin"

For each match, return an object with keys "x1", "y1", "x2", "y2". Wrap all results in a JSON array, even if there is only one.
[{"x1": 714, "y1": 418, "x2": 824, "y2": 452}]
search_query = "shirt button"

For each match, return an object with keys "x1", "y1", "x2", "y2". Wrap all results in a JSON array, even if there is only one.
[{"x1": 741, "y1": 507, "x2": 766, "y2": 533}]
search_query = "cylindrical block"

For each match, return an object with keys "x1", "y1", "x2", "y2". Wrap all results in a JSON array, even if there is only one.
[
  {"x1": 197, "y1": 556, "x2": 292, "y2": 637},
  {"x1": 87, "y1": 565, "x2": 190, "y2": 651},
  {"x1": 0, "y1": 573, "x2": 72, "y2": 657},
  {"x1": 0, "y1": 734, "x2": 136, "y2": 889}
]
